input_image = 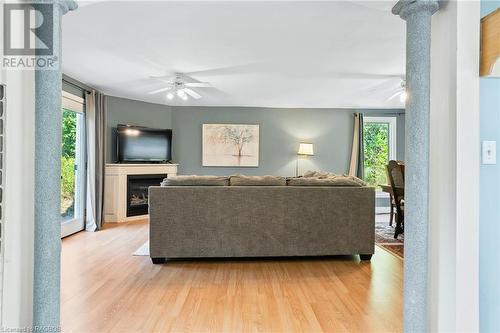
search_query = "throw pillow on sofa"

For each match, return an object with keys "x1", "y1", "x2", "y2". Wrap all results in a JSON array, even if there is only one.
[
  {"x1": 342, "y1": 174, "x2": 367, "y2": 186},
  {"x1": 303, "y1": 170, "x2": 335, "y2": 178},
  {"x1": 302, "y1": 170, "x2": 367, "y2": 186},
  {"x1": 229, "y1": 174, "x2": 287, "y2": 186},
  {"x1": 287, "y1": 176, "x2": 363, "y2": 187},
  {"x1": 161, "y1": 175, "x2": 229, "y2": 186}
]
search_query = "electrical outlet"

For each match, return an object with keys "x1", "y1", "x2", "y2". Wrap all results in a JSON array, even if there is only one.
[{"x1": 482, "y1": 141, "x2": 496, "y2": 165}]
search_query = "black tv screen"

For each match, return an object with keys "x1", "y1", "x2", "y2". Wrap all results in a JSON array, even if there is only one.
[{"x1": 115, "y1": 125, "x2": 172, "y2": 163}]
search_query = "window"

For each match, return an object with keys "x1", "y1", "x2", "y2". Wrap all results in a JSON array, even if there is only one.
[
  {"x1": 363, "y1": 116, "x2": 397, "y2": 188},
  {"x1": 61, "y1": 91, "x2": 86, "y2": 237}
]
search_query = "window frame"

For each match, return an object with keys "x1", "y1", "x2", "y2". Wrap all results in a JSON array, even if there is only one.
[
  {"x1": 60, "y1": 90, "x2": 86, "y2": 238},
  {"x1": 363, "y1": 116, "x2": 398, "y2": 197}
]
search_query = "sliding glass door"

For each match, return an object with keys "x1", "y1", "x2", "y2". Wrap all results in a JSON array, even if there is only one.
[{"x1": 61, "y1": 91, "x2": 86, "y2": 237}]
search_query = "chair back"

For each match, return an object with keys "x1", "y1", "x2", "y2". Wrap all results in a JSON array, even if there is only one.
[
  {"x1": 387, "y1": 160, "x2": 404, "y2": 190},
  {"x1": 387, "y1": 160, "x2": 405, "y2": 237}
]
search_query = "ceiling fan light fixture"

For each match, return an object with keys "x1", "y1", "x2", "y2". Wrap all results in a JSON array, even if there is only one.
[{"x1": 150, "y1": 72, "x2": 208, "y2": 101}]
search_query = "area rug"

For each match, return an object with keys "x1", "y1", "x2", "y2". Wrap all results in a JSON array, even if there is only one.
[
  {"x1": 375, "y1": 214, "x2": 404, "y2": 259},
  {"x1": 133, "y1": 241, "x2": 149, "y2": 256}
]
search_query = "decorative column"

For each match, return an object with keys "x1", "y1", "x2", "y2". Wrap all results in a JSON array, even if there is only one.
[
  {"x1": 33, "y1": 0, "x2": 77, "y2": 330},
  {"x1": 392, "y1": 1, "x2": 439, "y2": 332}
]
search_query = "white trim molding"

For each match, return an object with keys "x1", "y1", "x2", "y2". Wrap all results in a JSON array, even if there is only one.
[
  {"x1": 1, "y1": 60, "x2": 36, "y2": 329},
  {"x1": 429, "y1": 0, "x2": 480, "y2": 331}
]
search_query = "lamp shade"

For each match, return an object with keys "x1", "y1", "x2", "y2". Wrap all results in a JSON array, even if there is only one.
[{"x1": 297, "y1": 143, "x2": 314, "y2": 156}]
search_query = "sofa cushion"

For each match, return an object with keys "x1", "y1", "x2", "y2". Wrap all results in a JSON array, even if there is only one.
[
  {"x1": 161, "y1": 175, "x2": 229, "y2": 186},
  {"x1": 287, "y1": 176, "x2": 364, "y2": 187},
  {"x1": 229, "y1": 175, "x2": 287, "y2": 186}
]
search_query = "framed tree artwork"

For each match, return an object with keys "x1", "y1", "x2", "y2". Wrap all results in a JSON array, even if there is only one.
[{"x1": 202, "y1": 124, "x2": 260, "y2": 167}]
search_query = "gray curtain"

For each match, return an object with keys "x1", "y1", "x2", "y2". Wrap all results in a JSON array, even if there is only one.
[
  {"x1": 348, "y1": 113, "x2": 365, "y2": 178},
  {"x1": 357, "y1": 113, "x2": 364, "y2": 179},
  {"x1": 85, "y1": 91, "x2": 106, "y2": 231}
]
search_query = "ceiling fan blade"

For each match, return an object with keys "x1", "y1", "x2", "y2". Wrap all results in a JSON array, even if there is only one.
[
  {"x1": 185, "y1": 82, "x2": 212, "y2": 88},
  {"x1": 156, "y1": 78, "x2": 175, "y2": 85},
  {"x1": 324, "y1": 72, "x2": 403, "y2": 80},
  {"x1": 184, "y1": 88, "x2": 202, "y2": 99},
  {"x1": 149, "y1": 72, "x2": 176, "y2": 80},
  {"x1": 187, "y1": 63, "x2": 261, "y2": 77},
  {"x1": 386, "y1": 91, "x2": 402, "y2": 101},
  {"x1": 148, "y1": 86, "x2": 173, "y2": 95}
]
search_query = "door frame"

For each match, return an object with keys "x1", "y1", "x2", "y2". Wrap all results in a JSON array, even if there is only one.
[
  {"x1": 61, "y1": 91, "x2": 86, "y2": 238},
  {"x1": 363, "y1": 116, "x2": 397, "y2": 163}
]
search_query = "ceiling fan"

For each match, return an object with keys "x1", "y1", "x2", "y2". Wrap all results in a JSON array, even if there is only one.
[
  {"x1": 359, "y1": 75, "x2": 406, "y2": 104},
  {"x1": 385, "y1": 79, "x2": 407, "y2": 103},
  {"x1": 148, "y1": 72, "x2": 212, "y2": 101}
]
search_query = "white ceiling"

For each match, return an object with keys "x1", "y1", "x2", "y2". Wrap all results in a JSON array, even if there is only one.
[{"x1": 63, "y1": 1, "x2": 405, "y2": 109}]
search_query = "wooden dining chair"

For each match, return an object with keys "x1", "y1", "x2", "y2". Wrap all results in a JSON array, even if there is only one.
[
  {"x1": 387, "y1": 161, "x2": 405, "y2": 226},
  {"x1": 386, "y1": 160, "x2": 405, "y2": 238}
]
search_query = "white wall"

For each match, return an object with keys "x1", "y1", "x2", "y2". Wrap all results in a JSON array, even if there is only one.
[
  {"x1": 0, "y1": 4, "x2": 36, "y2": 327},
  {"x1": 2, "y1": 70, "x2": 35, "y2": 329},
  {"x1": 429, "y1": 1, "x2": 480, "y2": 331}
]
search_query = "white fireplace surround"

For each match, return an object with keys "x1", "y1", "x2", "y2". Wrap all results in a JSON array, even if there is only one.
[{"x1": 104, "y1": 163, "x2": 178, "y2": 223}]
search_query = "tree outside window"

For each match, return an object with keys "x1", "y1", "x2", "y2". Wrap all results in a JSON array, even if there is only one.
[
  {"x1": 363, "y1": 117, "x2": 397, "y2": 188},
  {"x1": 61, "y1": 109, "x2": 76, "y2": 217}
]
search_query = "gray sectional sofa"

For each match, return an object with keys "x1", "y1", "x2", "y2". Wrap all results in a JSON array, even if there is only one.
[{"x1": 148, "y1": 175, "x2": 375, "y2": 264}]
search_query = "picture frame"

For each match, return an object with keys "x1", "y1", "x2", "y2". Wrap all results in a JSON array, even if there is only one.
[{"x1": 202, "y1": 123, "x2": 260, "y2": 167}]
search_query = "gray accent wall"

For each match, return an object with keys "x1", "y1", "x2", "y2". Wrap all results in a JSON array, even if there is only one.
[
  {"x1": 171, "y1": 106, "x2": 405, "y2": 177},
  {"x1": 106, "y1": 96, "x2": 172, "y2": 163},
  {"x1": 103, "y1": 95, "x2": 404, "y2": 179}
]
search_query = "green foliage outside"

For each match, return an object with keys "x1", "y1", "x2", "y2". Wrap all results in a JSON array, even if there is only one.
[
  {"x1": 61, "y1": 109, "x2": 76, "y2": 217},
  {"x1": 61, "y1": 156, "x2": 75, "y2": 199},
  {"x1": 363, "y1": 122, "x2": 389, "y2": 187},
  {"x1": 62, "y1": 109, "x2": 76, "y2": 157}
]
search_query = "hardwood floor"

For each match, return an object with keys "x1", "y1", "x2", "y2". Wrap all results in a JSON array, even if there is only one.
[{"x1": 61, "y1": 220, "x2": 403, "y2": 333}]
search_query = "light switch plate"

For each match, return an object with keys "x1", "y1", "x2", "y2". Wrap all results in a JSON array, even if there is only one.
[{"x1": 482, "y1": 141, "x2": 496, "y2": 165}]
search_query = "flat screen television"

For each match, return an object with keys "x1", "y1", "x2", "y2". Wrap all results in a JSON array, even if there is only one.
[{"x1": 115, "y1": 125, "x2": 172, "y2": 163}]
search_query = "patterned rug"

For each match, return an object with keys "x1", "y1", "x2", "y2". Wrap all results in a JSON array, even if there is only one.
[{"x1": 375, "y1": 214, "x2": 404, "y2": 259}]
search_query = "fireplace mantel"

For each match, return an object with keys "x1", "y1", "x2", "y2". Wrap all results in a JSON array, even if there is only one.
[{"x1": 104, "y1": 163, "x2": 178, "y2": 223}]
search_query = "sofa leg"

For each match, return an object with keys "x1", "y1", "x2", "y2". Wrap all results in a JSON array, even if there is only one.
[
  {"x1": 359, "y1": 254, "x2": 373, "y2": 261},
  {"x1": 151, "y1": 257, "x2": 166, "y2": 264}
]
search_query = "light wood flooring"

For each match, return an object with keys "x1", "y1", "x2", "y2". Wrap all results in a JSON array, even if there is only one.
[{"x1": 61, "y1": 219, "x2": 403, "y2": 333}]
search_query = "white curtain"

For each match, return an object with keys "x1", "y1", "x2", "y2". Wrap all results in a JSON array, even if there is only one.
[{"x1": 85, "y1": 91, "x2": 106, "y2": 231}]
